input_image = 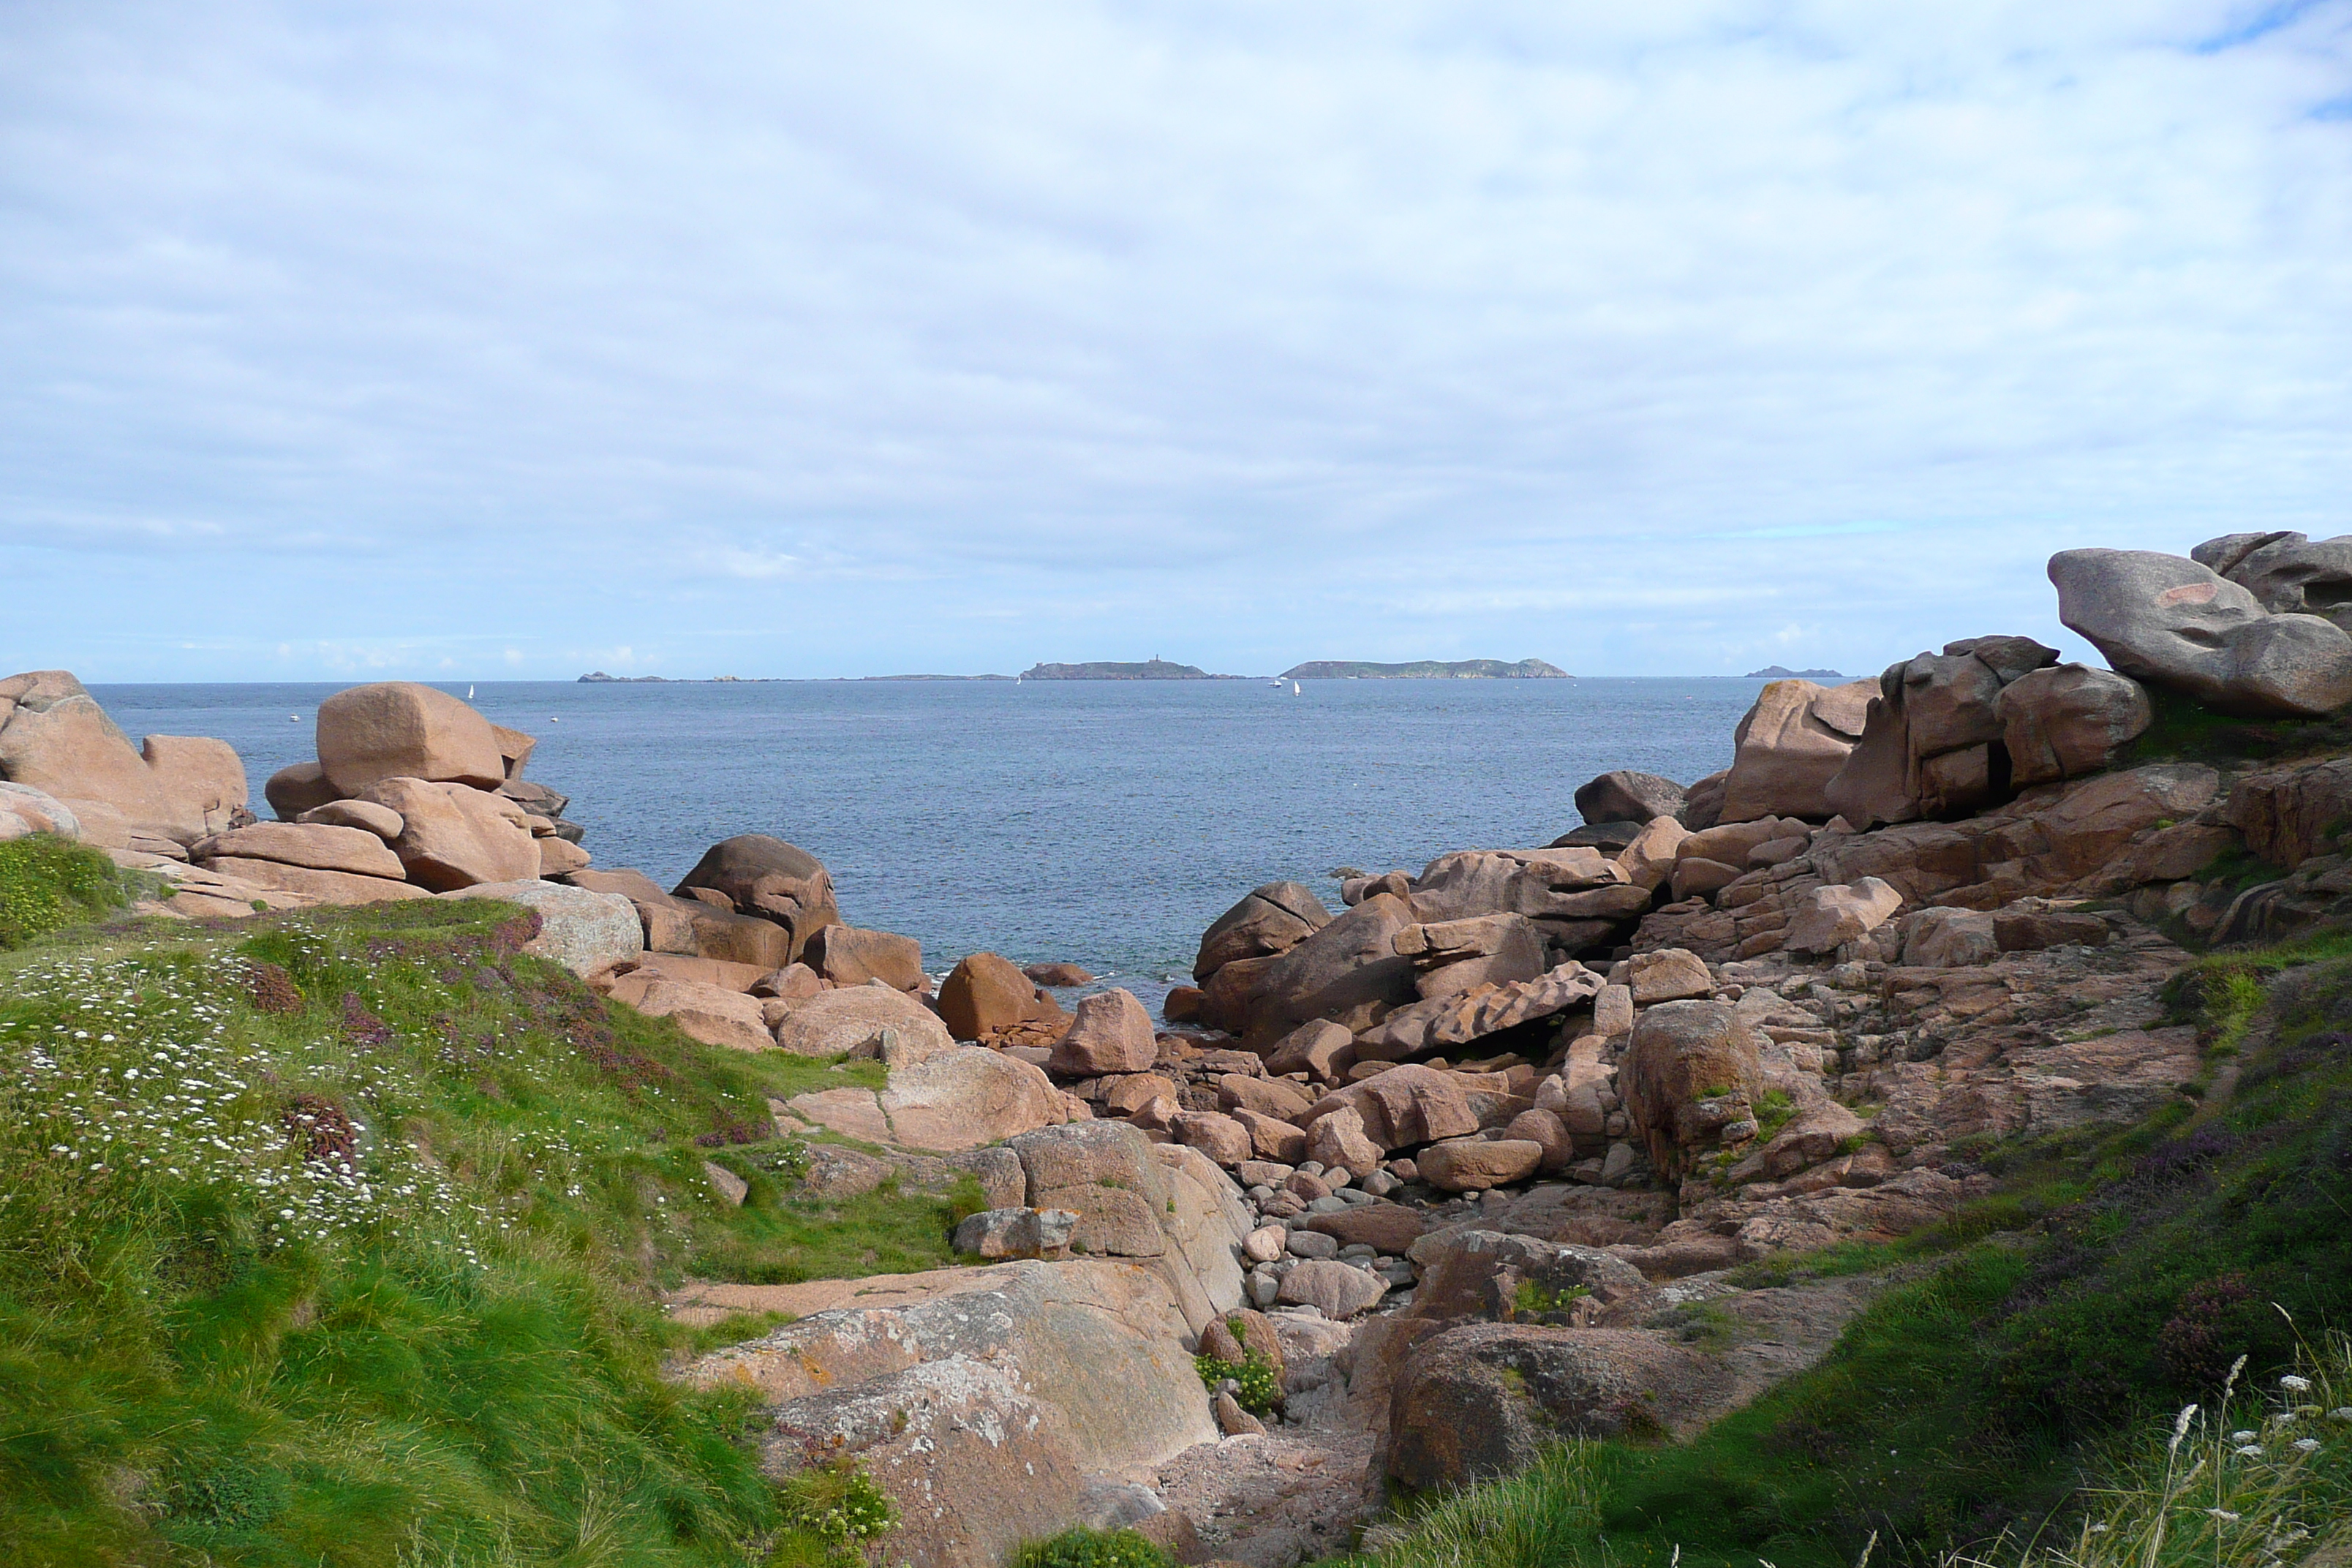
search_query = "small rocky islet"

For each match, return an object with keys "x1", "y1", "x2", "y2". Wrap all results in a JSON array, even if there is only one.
[{"x1": 7, "y1": 535, "x2": 2352, "y2": 1566}]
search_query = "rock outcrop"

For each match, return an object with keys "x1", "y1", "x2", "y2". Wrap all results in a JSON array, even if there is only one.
[
  {"x1": 1719, "y1": 679, "x2": 1876, "y2": 822},
  {"x1": 0, "y1": 670, "x2": 248, "y2": 843},
  {"x1": 789, "y1": 1030, "x2": 1066, "y2": 1153},
  {"x1": 2049, "y1": 548, "x2": 2352, "y2": 717},
  {"x1": 673, "y1": 834, "x2": 842, "y2": 962}
]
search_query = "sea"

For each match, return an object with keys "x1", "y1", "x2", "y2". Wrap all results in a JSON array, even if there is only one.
[{"x1": 88, "y1": 679, "x2": 1768, "y2": 1003}]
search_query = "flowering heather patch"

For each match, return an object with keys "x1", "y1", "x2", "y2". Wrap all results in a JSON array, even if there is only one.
[
  {"x1": 337, "y1": 990, "x2": 392, "y2": 1047},
  {"x1": 242, "y1": 959, "x2": 304, "y2": 1013}
]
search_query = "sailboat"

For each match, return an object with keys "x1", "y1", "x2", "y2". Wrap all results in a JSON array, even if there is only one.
[
  {"x1": 467, "y1": 684, "x2": 475, "y2": 699},
  {"x1": 1292, "y1": 682, "x2": 1301, "y2": 695}
]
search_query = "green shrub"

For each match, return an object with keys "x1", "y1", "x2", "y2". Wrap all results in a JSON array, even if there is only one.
[
  {"x1": 1510, "y1": 1279, "x2": 1591, "y2": 1318},
  {"x1": 1196, "y1": 1346, "x2": 1282, "y2": 1414},
  {"x1": 0, "y1": 834, "x2": 128, "y2": 949},
  {"x1": 775, "y1": 1454, "x2": 898, "y2": 1560},
  {"x1": 1011, "y1": 1526, "x2": 1176, "y2": 1568}
]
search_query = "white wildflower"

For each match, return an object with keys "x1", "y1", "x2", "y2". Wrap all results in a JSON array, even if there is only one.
[
  {"x1": 2231, "y1": 1430, "x2": 2259, "y2": 1444},
  {"x1": 2291, "y1": 1438, "x2": 2320, "y2": 1454},
  {"x1": 2281, "y1": 1374, "x2": 2313, "y2": 1392},
  {"x1": 2236, "y1": 1444, "x2": 2264, "y2": 1457},
  {"x1": 2207, "y1": 1509, "x2": 2241, "y2": 1522}
]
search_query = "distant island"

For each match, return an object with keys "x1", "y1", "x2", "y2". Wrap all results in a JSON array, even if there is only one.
[
  {"x1": 1018, "y1": 660, "x2": 1241, "y2": 680},
  {"x1": 1744, "y1": 665, "x2": 1847, "y2": 679},
  {"x1": 1281, "y1": 657, "x2": 1570, "y2": 680},
  {"x1": 859, "y1": 674, "x2": 1015, "y2": 682}
]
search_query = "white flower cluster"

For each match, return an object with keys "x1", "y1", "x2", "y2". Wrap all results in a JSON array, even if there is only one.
[{"x1": 0, "y1": 949, "x2": 492, "y2": 1254}]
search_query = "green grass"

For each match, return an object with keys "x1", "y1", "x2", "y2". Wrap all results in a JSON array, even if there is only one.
[
  {"x1": 0, "y1": 836, "x2": 137, "y2": 949},
  {"x1": 2119, "y1": 685, "x2": 2352, "y2": 769},
  {"x1": 0, "y1": 881, "x2": 969, "y2": 1565}
]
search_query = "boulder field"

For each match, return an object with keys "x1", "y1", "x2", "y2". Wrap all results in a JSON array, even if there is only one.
[{"x1": 14, "y1": 533, "x2": 2352, "y2": 1567}]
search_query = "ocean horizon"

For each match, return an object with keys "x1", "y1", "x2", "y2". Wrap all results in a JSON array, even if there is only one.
[{"x1": 91, "y1": 677, "x2": 1772, "y2": 1003}]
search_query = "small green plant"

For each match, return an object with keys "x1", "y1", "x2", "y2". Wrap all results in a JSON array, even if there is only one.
[
  {"x1": 1511, "y1": 1278, "x2": 1591, "y2": 1318},
  {"x1": 775, "y1": 1454, "x2": 899, "y2": 1563},
  {"x1": 1754, "y1": 1088, "x2": 1796, "y2": 1141},
  {"x1": 1195, "y1": 1346, "x2": 1282, "y2": 1413},
  {"x1": 1011, "y1": 1526, "x2": 1175, "y2": 1568}
]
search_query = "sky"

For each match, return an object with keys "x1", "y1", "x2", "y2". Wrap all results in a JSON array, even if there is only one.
[{"x1": 3, "y1": 2, "x2": 2348, "y2": 682}]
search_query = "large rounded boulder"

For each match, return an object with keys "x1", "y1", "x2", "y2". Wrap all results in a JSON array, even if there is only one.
[
  {"x1": 2049, "y1": 549, "x2": 2352, "y2": 718},
  {"x1": 317, "y1": 682, "x2": 507, "y2": 796},
  {"x1": 672, "y1": 834, "x2": 841, "y2": 963},
  {"x1": 1192, "y1": 881, "x2": 1331, "y2": 982}
]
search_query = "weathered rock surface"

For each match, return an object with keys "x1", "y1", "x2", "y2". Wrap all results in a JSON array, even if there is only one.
[
  {"x1": 193, "y1": 822, "x2": 406, "y2": 879},
  {"x1": 1264, "y1": 1019, "x2": 1355, "y2": 1082},
  {"x1": 791, "y1": 1032, "x2": 1066, "y2": 1153},
  {"x1": 1049, "y1": 988, "x2": 1158, "y2": 1074},
  {"x1": 951, "y1": 1207, "x2": 1078, "y2": 1259},
  {"x1": 1572, "y1": 770, "x2": 1686, "y2": 827},
  {"x1": 0, "y1": 781, "x2": 78, "y2": 842},
  {"x1": 1621, "y1": 1001, "x2": 1764, "y2": 1178},
  {"x1": 0, "y1": 671, "x2": 167, "y2": 830},
  {"x1": 1208, "y1": 892, "x2": 1419, "y2": 1044},
  {"x1": 803, "y1": 924, "x2": 925, "y2": 992},
  {"x1": 1782, "y1": 878, "x2": 1901, "y2": 954},
  {"x1": 772, "y1": 985, "x2": 956, "y2": 1058},
  {"x1": 1395, "y1": 913, "x2": 1548, "y2": 1001},
  {"x1": 1384, "y1": 1322, "x2": 1714, "y2": 1488},
  {"x1": 939, "y1": 951, "x2": 1065, "y2": 1041},
  {"x1": 1997, "y1": 664, "x2": 2152, "y2": 787},
  {"x1": 683, "y1": 1261, "x2": 1213, "y2": 1568},
  {"x1": 1276, "y1": 1259, "x2": 1388, "y2": 1319},
  {"x1": 296, "y1": 798, "x2": 405, "y2": 839},
  {"x1": 1303, "y1": 1065, "x2": 1480, "y2": 1153},
  {"x1": 622, "y1": 977, "x2": 777, "y2": 1052},
  {"x1": 265, "y1": 762, "x2": 339, "y2": 822},
  {"x1": 1719, "y1": 679, "x2": 1876, "y2": 823},
  {"x1": 1418, "y1": 1137, "x2": 1544, "y2": 1192},
  {"x1": 195, "y1": 858, "x2": 429, "y2": 903},
  {"x1": 1194, "y1": 881, "x2": 1332, "y2": 981},
  {"x1": 2201, "y1": 530, "x2": 2352, "y2": 633},
  {"x1": 446, "y1": 880, "x2": 643, "y2": 976}
]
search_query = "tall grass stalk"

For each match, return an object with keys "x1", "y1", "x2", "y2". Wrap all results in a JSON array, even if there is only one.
[{"x1": 1942, "y1": 1334, "x2": 2351, "y2": 1568}]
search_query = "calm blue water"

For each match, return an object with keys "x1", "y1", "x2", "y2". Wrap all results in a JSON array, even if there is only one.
[{"x1": 87, "y1": 679, "x2": 1763, "y2": 989}]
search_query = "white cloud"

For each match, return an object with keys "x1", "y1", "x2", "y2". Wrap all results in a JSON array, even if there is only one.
[{"x1": 0, "y1": 0, "x2": 2346, "y2": 679}]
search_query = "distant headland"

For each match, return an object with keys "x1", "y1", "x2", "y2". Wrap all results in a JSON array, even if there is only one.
[
  {"x1": 1744, "y1": 665, "x2": 1847, "y2": 679},
  {"x1": 1281, "y1": 657, "x2": 1569, "y2": 680}
]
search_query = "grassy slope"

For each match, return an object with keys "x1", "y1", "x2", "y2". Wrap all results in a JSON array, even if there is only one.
[
  {"x1": 1340, "y1": 926, "x2": 2352, "y2": 1568},
  {"x1": 0, "y1": 840, "x2": 976, "y2": 1567}
]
